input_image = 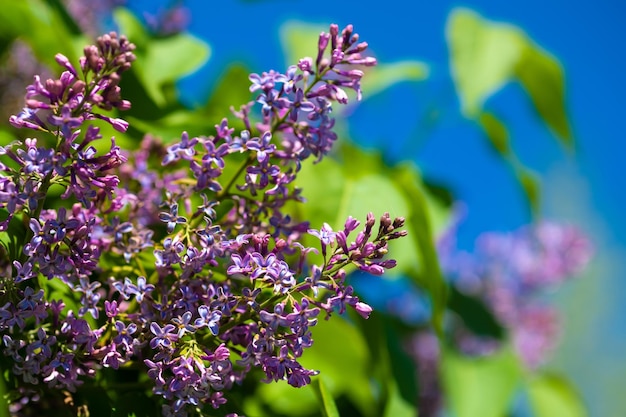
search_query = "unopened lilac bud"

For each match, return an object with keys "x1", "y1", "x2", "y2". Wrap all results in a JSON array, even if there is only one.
[
  {"x1": 317, "y1": 32, "x2": 331, "y2": 69},
  {"x1": 354, "y1": 301, "x2": 373, "y2": 319},
  {"x1": 346, "y1": 41, "x2": 369, "y2": 55},
  {"x1": 360, "y1": 263, "x2": 385, "y2": 275},
  {"x1": 388, "y1": 230, "x2": 408, "y2": 240},
  {"x1": 55, "y1": 53, "x2": 78, "y2": 76},
  {"x1": 71, "y1": 80, "x2": 86, "y2": 94},
  {"x1": 329, "y1": 24, "x2": 339, "y2": 51},
  {"x1": 341, "y1": 25, "x2": 354, "y2": 49},
  {"x1": 392, "y1": 216, "x2": 405, "y2": 229}
]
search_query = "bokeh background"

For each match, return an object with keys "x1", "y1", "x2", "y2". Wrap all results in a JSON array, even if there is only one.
[{"x1": 122, "y1": 1, "x2": 625, "y2": 416}]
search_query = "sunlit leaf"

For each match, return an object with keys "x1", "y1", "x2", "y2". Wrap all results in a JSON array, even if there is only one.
[
  {"x1": 143, "y1": 34, "x2": 210, "y2": 87},
  {"x1": 515, "y1": 164, "x2": 541, "y2": 216},
  {"x1": 447, "y1": 8, "x2": 572, "y2": 146},
  {"x1": 114, "y1": 8, "x2": 210, "y2": 107},
  {"x1": 280, "y1": 20, "x2": 323, "y2": 69},
  {"x1": 527, "y1": 372, "x2": 588, "y2": 417},
  {"x1": 0, "y1": 0, "x2": 84, "y2": 67},
  {"x1": 361, "y1": 60, "x2": 429, "y2": 98},
  {"x1": 112, "y1": 8, "x2": 149, "y2": 47},
  {"x1": 441, "y1": 346, "x2": 522, "y2": 417},
  {"x1": 447, "y1": 8, "x2": 525, "y2": 116},
  {"x1": 479, "y1": 112, "x2": 511, "y2": 156},
  {"x1": 516, "y1": 45, "x2": 572, "y2": 144}
]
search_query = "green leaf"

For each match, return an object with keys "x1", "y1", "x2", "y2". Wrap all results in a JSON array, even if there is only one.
[
  {"x1": 143, "y1": 34, "x2": 210, "y2": 87},
  {"x1": 114, "y1": 8, "x2": 210, "y2": 107},
  {"x1": 447, "y1": 8, "x2": 572, "y2": 146},
  {"x1": 515, "y1": 44, "x2": 572, "y2": 145},
  {"x1": 447, "y1": 8, "x2": 526, "y2": 116},
  {"x1": 515, "y1": 165, "x2": 541, "y2": 216},
  {"x1": 0, "y1": 365, "x2": 9, "y2": 417},
  {"x1": 280, "y1": 20, "x2": 323, "y2": 69},
  {"x1": 441, "y1": 346, "x2": 522, "y2": 417},
  {"x1": 447, "y1": 286, "x2": 505, "y2": 338},
  {"x1": 299, "y1": 316, "x2": 376, "y2": 415},
  {"x1": 112, "y1": 8, "x2": 150, "y2": 47},
  {"x1": 391, "y1": 162, "x2": 448, "y2": 334},
  {"x1": 0, "y1": 0, "x2": 84, "y2": 67},
  {"x1": 362, "y1": 61, "x2": 429, "y2": 99},
  {"x1": 382, "y1": 379, "x2": 418, "y2": 417},
  {"x1": 479, "y1": 112, "x2": 511, "y2": 156},
  {"x1": 314, "y1": 376, "x2": 340, "y2": 417},
  {"x1": 527, "y1": 373, "x2": 588, "y2": 417}
]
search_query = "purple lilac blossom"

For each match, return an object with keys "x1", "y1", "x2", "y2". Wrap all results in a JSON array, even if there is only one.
[{"x1": 0, "y1": 24, "x2": 405, "y2": 416}]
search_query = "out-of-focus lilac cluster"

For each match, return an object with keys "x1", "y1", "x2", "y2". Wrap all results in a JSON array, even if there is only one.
[
  {"x1": 444, "y1": 221, "x2": 592, "y2": 366},
  {"x1": 0, "y1": 25, "x2": 403, "y2": 416},
  {"x1": 406, "y1": 220, "x2": 592, "y2": 416}
]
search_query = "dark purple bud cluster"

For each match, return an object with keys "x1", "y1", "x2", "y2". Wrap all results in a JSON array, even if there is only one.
[{"x1": 0, "y1": 25, "x2": 405, "y2": 416}]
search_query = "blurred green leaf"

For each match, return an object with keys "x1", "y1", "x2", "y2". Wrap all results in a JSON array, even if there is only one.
[
  {"x1": 515, "y1": 165, "x2": 541, "y2": 215},
  {"x1": 299, "y1": 316, "x2": 376, "y2": 415},
  {"x1": 362, "y1": 61, "x2": 429, "y2": 98},
  {"x1": 0, "y1": 0, "x2": 84, "y2": 67},
  {"x1": 447, "y1": 8, "x2": 572, "y2": 146},
  {"x1": 478, "y1": 112, "x2": 541, "y2": 215},
  {"x1": 392, "y1": 162, "x2": 448, "y2": 335},
  {"x1": 479, "y1": 112, "x2": 510, "y2": 156},
  {"x1": 0, "y1": 211, "x2": 26, "y2": 262},
  {"x1": 447, "y1": 8, "x2": 525, "y2": 116},
  {"x1": 112, "y1": 8, "x2": 150, "y2": 47},
  {"x1": 527, "y1": 373, "x2": 588, "y2": 417},
  {"x1": 314, "y1": 376, "x2": 340, "y2": 417},
  {"x1": 515, "y1": 45, "x2": 572, "y2": 145},
  {"x1": 203, "y1": 63, "x2": 252, "y2": 131},
  {"x1": 448, "y1": 287, "x2": 505, "y2": 338},
  {"x1": 441, "y1": 346, "x2": 522, "y2": 417},
  {"x1": 255, "y1": 316, "x2": 375, "y2": 416},
  {"x1": 280, "y1": 20, "x2": 322, "y2": 69},
  {"x1": 382, "y1": 379, "x2": 417, "y2": 417},
  {"x1": 114, "y1": 8, "x2": 210, "y2": 107},
  {"x1": 143, "y1": 34, "x2": 210, "y2": 89}
]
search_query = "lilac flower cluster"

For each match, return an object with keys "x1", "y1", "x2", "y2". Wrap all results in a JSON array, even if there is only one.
[
  {"x1": 407, "y1": 220, "x2": 592, "y2": 417},
  {"x1": 443, "y1": 221, "x2": 592, "y2": 367},
  {"x1": 0, "y1": 25, "x2": 404, "y2": 416}
]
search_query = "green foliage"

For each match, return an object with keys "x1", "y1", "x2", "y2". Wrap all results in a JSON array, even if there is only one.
[
  {"x1": 0, "y1": 0, "x2": 86, "y2": 67},
  {"x1": 527, "y1": 373, "x2": 588, "y2": 417},
  {"x1": 441, "y1": 346, "x2": 523, "y2": 417},
  {"x1": 447, "y1": 7, "x2": 571, "y2": 146},
  {"x1": 313, "y1": 376, "x2": 340, "y2": 417},
  {"x1": 447, "y1": 8, "x2": 574, "y2": 216},
  {"x1": 114, "y1": 8, "x2": 210, "y2": 107}
]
